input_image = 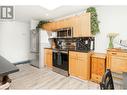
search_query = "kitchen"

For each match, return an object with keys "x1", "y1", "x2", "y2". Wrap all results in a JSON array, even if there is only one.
[{"x1": 0, "y1": 6, "x2": 127, "y2": 89}]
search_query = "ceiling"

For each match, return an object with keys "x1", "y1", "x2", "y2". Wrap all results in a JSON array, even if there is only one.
[{"x1": 15, "y1": 5, "x2": 90, "y2": 22}]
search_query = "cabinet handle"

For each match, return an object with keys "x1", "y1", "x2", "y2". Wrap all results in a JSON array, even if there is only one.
[{"x1": 111, "y1": 53, "x2": 117, "y2": 55}]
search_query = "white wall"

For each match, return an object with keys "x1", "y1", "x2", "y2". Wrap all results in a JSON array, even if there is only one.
[
  {"x1": 0, "y1": 21, "x2": 30, "y2": 63},
  {"x1": 30, "y1": 19, "x2": 39, "y2": 30},
  {"x1": 94, "y1": 6, "x2": 127, "y2": 53}
]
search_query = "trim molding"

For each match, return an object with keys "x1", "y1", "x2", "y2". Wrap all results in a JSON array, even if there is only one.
[{"x1": 13, "y1": 60, "x2": 30, "y2": 65}]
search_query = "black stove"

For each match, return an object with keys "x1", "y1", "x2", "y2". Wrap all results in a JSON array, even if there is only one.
[{"x1": 52, "y1": 48, "x2": 69, "y2": 76}]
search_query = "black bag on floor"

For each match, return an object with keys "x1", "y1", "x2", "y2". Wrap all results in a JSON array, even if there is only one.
[{"x1": 0, "y1": 76, "x2": 11, "y2": 89}]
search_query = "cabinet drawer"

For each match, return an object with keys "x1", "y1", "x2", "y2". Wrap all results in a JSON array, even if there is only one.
[
  {"x1": 109, "y1": 52, "x2": 127, "y2": 57},
  {"x1": 44, "y1": 49, "x2": 52, "y2": 54},
  {"x1": 44, "y1": 49, "x2": 48, "y2": 54},
  {"x1": 77, "y1": 52, "x2": 86, "y2": 58},
  {"x1": 69, "y1": 51, "x2": 77, "y2": 58},
  {"x1": 111, "y1": 56, "x2": 127, "y2": 73},
  {"x1": 48, "y1": 50, "x2": 52, "y2": 54}
]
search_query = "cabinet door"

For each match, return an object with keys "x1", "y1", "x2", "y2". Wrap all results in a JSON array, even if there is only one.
[
  {"x1": 91, "y1": 58, "x2": 98, "y2": 75},
  {"x1": 111, "y1": 56, "x2": 127, "y2": 73},
  {"x1": 77, "y1": 59, "x2": 88, "y2": 80},
  {"x1": 50, "y1": 22, "x2": 54, "y2": 31},
  {"x1": 78, "y1": 53, "x2": 90, "y2": 80},
  {"x1": 44, "y1": 53, "x2": 49, "y2": 66},
  {"x1": 65, "y1": 18, "x2": 70, "y2": 28},
  {"x1": 91, "y1": 57, "x2": 99, "y2": 82},
  {"x1": 43, "y1": 23, "x2": 52, "y2": 31},
  {"x1": 44, "y1": 49, "x2": 52, "y2": 68},
  {"x1": 48, "y1": 53, "x2": 52, "y2": 68},
  {"x1": 80, "y1": 13, "x2": 91, "y2": 36},
  {"x1": 97, "y1": 58, "x2": 105, "y2": 82},
  {"x1": 63, "y1": 19, "x2": 68, "y2": 28},
  {"x1": 73, "y1": 16, "x2": 80, "y2": 37},
  {"x1": 69, "y1": 58, "x2": 78, "y2": 77},
  {"x1": 47, "y1": 54, "x2": 50, "y2": 67},
  {"x1": 98, "y1": 59, "x2": 105, "y2": 76},
  {"x1": 43, "y1": 23, "x2": 48, "y2": 30},
  {"x1": 106, "y1": 52, "x2": 111, "y2": 69},
  {"x1": 73, "y1": 13, "x2": 91, "y2": 37}
]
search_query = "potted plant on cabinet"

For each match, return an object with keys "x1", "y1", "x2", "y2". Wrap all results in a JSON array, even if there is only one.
[
  {"x1": 107, "y1": 32, "x2": 119, "y2": 48},
  {"x1": 86, "y1": 7, "x2": 100, "y2": 35}
]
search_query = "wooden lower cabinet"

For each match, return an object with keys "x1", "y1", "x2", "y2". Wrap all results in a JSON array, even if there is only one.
[
  {"x1": 91, "y1": 53, "x2": 106, "y2": 83},
  {"x1": 69, "y1": 58, "x2": 77, "y2": 77},
  {"x1": 107, "y1": 49, "x2": 127, "y2": 74},
  {"x1": 78, "y1": 59, "x2": 90, "y2": 80},
  {"x1": 69, "y1": 51, "x2": 91, "y2": 80},
  {"x1": 44, "y1": 49, "x2": 52, "y2": 68}
]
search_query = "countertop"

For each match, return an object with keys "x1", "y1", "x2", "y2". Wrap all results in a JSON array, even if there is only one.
[
  {"x1": 69, "y1": 50, "x2": 93, "y2": 53},
  {"x1": 44, "y1": 48, "x2": 53, "y2": 50},
  {"x1": 107, "y1": 48, "x2": 127, "y2": 53},
  {"x1": 44, "y1": 48, "x2": 93, "y2": 53},
  {"x1": 91, "y1": 53, "x2": 106, "y2": 59},
  {"x1": 0, "y1": 56, "x2": 19, "y2": 76}
]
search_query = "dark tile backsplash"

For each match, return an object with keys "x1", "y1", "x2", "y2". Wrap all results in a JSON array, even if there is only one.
[{"x1": 53, "y1": 37, "x2": 95, "y2": 52}]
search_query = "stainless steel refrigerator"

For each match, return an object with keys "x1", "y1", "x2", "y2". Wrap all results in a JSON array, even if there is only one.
[{"x1": 30, "y1": 29, "x2": 39, "y2": 68}]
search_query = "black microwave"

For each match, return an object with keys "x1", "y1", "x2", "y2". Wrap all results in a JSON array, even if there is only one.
[{"x1": 57, "y1": 27, "x2": 73, "y2": 38}]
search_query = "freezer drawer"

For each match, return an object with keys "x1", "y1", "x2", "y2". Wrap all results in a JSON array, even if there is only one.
[{"x1": 30, "y1": 53, "x2": 39, "y2": 68}]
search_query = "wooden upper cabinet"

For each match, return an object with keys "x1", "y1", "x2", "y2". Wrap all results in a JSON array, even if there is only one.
[
  {"x1": 61, "y1": 20, "x2": 66, "y2": 28},
  {"x1": 49, "y1": 22, "x2": 54, "y2": 31},
  {"x1": 43, "y1": 23, "x2": 48, "y2": 30},
  {"x1": 43, "y1": 23, "x2": 52, "y2": 31},
  {"x1": 51, "y1": 22, "x2": 58, "y2": 31},
  {"x1": 81, "y1": 13, "x2": 91, "y2": 36},
  {"x1": 73, "y1": 13, "x2": 91, "y2": 37},
  {"x1": 42, "y1": 12, "x2": 91, "y2": 37},
  {"x1": 72, "y1": 13, "x2": 91, "y2": 37},
  {"x1": 63, "y1": 19, "x2": 69, "y2": 28},
  {"x1": 73, "y1": 16, "x2": 80, "y2": 37}
]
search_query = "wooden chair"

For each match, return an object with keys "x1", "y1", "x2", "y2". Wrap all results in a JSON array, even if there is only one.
[{"x1": 100, "y1": 69, "x2": 114, "y2": 90}]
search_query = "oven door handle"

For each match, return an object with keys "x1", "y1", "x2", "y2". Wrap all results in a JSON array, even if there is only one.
[{"x1": 53, "y1": 51, "x2": 58, "y2": 53}]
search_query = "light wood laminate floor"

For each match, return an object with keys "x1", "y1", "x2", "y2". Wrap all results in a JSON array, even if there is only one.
[{"x1": 9, "y1": 64, "x2": 99, "y2": 89}]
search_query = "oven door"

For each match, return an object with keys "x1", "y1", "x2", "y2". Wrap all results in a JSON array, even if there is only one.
[
  {"x1": 53, "y1": 52, "x2": 68, "y2": 71},
  {"x1": 53, "y1": 51, "x2": 58, "y2": 67}
]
